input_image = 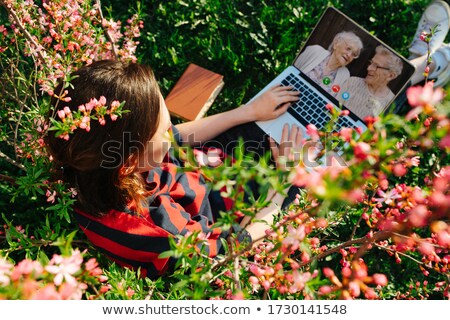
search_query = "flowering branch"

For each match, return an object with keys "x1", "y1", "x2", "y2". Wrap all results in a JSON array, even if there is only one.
[
  {"x1": 0, "y1": 1, "x2": 46, "y2": 63},
  {"x1": 95, "y1": 0, "x2": 118, "y2": 59},
  {"x1": 297, "y1": 230, "x2": 393, "y2": 268}
]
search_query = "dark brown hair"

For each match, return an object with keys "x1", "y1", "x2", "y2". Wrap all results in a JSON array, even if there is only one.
[{"x1": 45, "y1": 60, "x2": 161, "y2": 216}]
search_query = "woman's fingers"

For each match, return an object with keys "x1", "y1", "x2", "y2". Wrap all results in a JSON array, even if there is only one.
[{"x1": 269, "y1": 137, "x2": 279, "y2": 160}]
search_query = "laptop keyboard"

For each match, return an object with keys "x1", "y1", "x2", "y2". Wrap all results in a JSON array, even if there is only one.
[{"x1": 281, "y1": 73, "x2": 357, "y2": 132}]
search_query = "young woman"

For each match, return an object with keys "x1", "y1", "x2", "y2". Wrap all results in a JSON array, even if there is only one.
[{"x1": 45, "y1": 60, "x2": 302, "y2": 278}]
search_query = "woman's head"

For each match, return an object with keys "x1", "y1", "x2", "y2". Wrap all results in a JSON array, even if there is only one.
[
  {"x1": 329, "y1": 31, "x2": 363, "y2": 67},
  {"x1": 366, "y1": 45, "x2": 403, "y2": 86},
  {"x1": 45, "y1": 60, "x2": 166, "y2": 215}
]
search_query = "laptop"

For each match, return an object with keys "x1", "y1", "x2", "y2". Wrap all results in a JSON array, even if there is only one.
[{"x1": 252, "y1": 7, "x2": 416, "y2": 144}]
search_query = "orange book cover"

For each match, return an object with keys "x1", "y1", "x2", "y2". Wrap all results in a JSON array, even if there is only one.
[{"x1": 165, "y1": 63, "x2": 225, "y2": 121}]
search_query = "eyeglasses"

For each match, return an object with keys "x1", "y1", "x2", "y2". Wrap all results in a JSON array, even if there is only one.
[
  {"x1": 368, "y1": 60, "x2": 390, "y2": 71},
  {"x1": 342, "y1": 40, "x2": 360, "y2": 59}
]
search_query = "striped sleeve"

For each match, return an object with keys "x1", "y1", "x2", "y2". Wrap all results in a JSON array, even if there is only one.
[
  {"x1": 147, "y1": 163, "x2": 252, "y2": 257},
  {"x1": 74, "y1": 208, "x2": 176, "y2": 279}
]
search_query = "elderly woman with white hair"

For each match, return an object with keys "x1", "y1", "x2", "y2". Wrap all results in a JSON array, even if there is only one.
[
  {"x1": 294, "y1": 31, "x2": 364, "y2": 95},
  {"x1": 338, "y1": 45, "x2": 404, "y2": 119}
]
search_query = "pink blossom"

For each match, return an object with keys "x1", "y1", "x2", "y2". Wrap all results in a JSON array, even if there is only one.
[
  {"x1": 193, "y1": 149, "x2": 208, "y2": 167},
  {"x1": 306, "y1": 124, "x2": 320, "y2": 140},
  {"x1": 0, "y1": 257, "x2": 13, "y2": 286},
  {"x1": 10, "y1": 259, "x2": 44, "y2": 281},
  {"x1": 249, "y1": 264, "x2": 264, "y2": 277},
  {"x1": 85, "y1": 98, "x2": 97, "y2": 111},
  {"x1": 58, "y1": 282, "x2": 84, "y2": 300},
  {"x1": 322, "y1": 267, "x2": 335, "y2": 278},
  {"x1": 419, "y1": 31, "x2": 427, "y2": 42},
  {"x1": 374, "y1": 189, "x2": 401, "y2": 205},
  {"x1": 348, "y1": 281, "x2": 361, "y2": 297},
  {"x1": 408, "y1": 156, "x2": 420, "y2": 167},
  {"x1": 364, "y1": 288, "x2": 377, "y2": 299},
  {"x1": 45, "y1": 250, "x2": 83, "y2": 286},
  {"x1": 436, "y1": 230, "x2": 450, "y2": 247},
  {"x1": 408, "y1": 205, "x2": 429, "y2": 227},
  {"x1": 110, "y1": 100, "x2": 121, "y2": 109},
  {"x1": 372, "y1": 273, "x2": 388, "y2": 286},
  {"x1": 406, "y1": 82, "x2": 444, "y2": 108},
  {"x1": 393, "y1": 163, "x2": 407, "y2": 177},
  {"x1": 439, "y1": 133, "x2": 450, "y2": 149},
  {"x1": 46, "y1": 189, "x2": 56, "y2": 203},
  {"x1": 32, "y1": 284, "x2": 61, "y2": 300},
  {"x1": 98, "y1": 96, "x2": 107, "y2": 106},
  {"x1": 57, "y1": 110, "x2": 66, "y2": 119},
  {"x1": 282, "y1": 225, "x2": 306, "y2": 251},
  {"x1": 318, "y1": 285, "x2": 333, "y2": 295},
  {"x1": 206, "y1": 148, "x2": 223, "y2": 167},
  {"x1": 340, "y1": 109, "x2": 350, "y2": 116},
  {"x1": 126, "y1": 287, "x2": 135, "y2": 298},
  {"x1": 353, "y1": 142, "x2": 371, "y2": 160},
  {"x1": 339, "y1": 127, "x2": 353, "y2": 142},
  {"x1": 289, "y1": 270, "x2": 311, "y2": 293},
  {"x1": 85, "y1": 258, "x2": 102, "y2": 276},
  {"x1": 418, "y1": 241, "x2": 435, "y2": 256}
]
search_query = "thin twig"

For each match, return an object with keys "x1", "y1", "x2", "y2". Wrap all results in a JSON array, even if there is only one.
[
  {"x1": 233, "y1": 256, "x2": 241, "y2": 291},
  {"x1": 94, "y1": 0, "x2": 118, "y2": 59},
  {"x1": 0, "y1": 150, "x2": 26, "y2": 171},
  {"x1": 352, "y1": 230, "x2": 393, "y2": 261},
  {"x1": 373, "y1": 243, "x2": 426, "y2": 267}
]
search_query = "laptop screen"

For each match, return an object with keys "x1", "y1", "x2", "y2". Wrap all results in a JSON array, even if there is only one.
[{"x1": 292, "y1": 7, "x2": 416, "y2": 120}]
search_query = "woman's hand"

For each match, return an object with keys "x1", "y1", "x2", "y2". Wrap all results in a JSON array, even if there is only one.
[
  {"x1": 241, "y1": 85, "x2": 300, "y2": 122},
  {"x1": 269, "y1": 123, "x2": 304, "y2": 171}
]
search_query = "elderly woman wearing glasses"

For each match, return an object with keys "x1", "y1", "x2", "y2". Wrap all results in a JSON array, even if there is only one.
[
  {"x1": 338, "y1": 45, "x2": 403, "y2": 119},
  {"x1": 294, "y1": 31, "x2": 364, "y2": 95}
]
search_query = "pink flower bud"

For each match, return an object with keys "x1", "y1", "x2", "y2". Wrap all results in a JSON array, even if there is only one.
[
  {"x1": 372, "y1": 273, "x2": 388, "y2": 286},
  {"x1": 110, "y1": 114, "x2": 118, "y2": 121},
  {"x1": 348, "y1": 281, "x2": 361, "y2": 297},
  {"x1": 342, "y1": 267, "x2": 352, "y2": 278},
  {"x1": 57, "y1": 110, "x2": 66, "y2": 119},
  {"x1": 418, "y1": 241, "x2": 435, "y2": 256},
  {"x1": 393, "y1": 163, "x2": 407, "y2": 177},
  {"x1": 323, "y1": 267, "x2": 334, "y2": 278},
  {"x1": 78, "y1": 105, "x2": 86, "y2": 113},
  {"x1": 249, "y1": 264, "x2": 264, "y2": 277},
  {"x1": 249, "y1": 276, "x2": 259, "y2": 284},
  {"x1": 318, "y1": 285, "x2": 332, "y2": 295},
  {"x1": 99, "y1": 96, "x2": 107, "y2": 106},
  {"x1": 63, "y1": 106, "x2": 71, "y2": 115},
  {"x1": 262, "y1": 280, "x2": 271, "y2": 290},
  {"x1": 354, "y1": 142, "x2": 371, "y2": 160},
  {"x1": 111, "y1": 100, "x2": 121, "y2": 108}
]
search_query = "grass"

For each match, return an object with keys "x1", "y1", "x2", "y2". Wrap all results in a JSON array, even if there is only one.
[{"x1": 104, "y1": 0, "x2": 433, "y2": 119}]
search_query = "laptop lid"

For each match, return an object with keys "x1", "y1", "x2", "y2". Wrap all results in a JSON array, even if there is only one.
[{"x1": 291, "y1": 7, "x2": 416, "y2": 119}]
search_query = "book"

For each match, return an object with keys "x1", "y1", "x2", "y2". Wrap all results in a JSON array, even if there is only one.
[{"x1": 165, "y1": 63, "x2": 225, "y2": 121}]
